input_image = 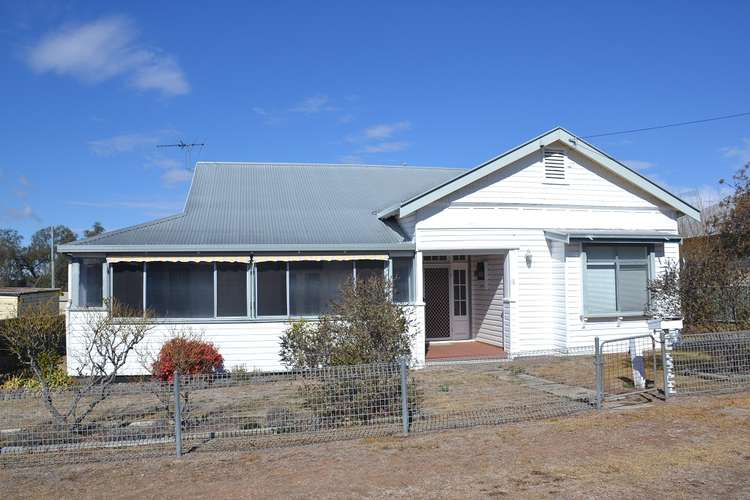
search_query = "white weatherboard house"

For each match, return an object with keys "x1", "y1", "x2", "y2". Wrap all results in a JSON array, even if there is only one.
[{"x1": 59, "y1": 128, "x2": 700, "y2": 374}]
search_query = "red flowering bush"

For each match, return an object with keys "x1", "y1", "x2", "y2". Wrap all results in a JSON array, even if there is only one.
[{"x1": 152, "y1": 337, "x2": 224, "y2": 381}]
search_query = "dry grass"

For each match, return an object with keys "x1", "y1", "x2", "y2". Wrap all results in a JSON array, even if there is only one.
[{"x1": 2, "y1": 393, "x2": 749, "y2": 499}]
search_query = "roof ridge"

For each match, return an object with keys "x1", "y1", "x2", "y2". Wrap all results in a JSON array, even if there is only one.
[{"x1": 195, "y1": 161, "x2": 466, "y2": 172}]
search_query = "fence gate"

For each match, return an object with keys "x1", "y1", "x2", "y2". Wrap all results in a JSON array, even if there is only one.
[{"x1": 594, "y1": 334, "x2": 662, "y2": 408}]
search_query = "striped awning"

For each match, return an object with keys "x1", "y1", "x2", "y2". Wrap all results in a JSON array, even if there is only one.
[
  {"x1": 106, "y1": 256, "x2": 251, "y2": 264},
  {"x1": 253, "y1": 254, "x2": 389, "y2": 263}
]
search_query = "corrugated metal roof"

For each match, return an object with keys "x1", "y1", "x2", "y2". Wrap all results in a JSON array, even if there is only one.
[{"x1": 61, "y1": 163, "x2": 466, "y2": 252}]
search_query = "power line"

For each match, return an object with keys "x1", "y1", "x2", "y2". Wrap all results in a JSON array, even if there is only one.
[{"x1": 581, "y1": 111, "x2": 750, "y2": 139}]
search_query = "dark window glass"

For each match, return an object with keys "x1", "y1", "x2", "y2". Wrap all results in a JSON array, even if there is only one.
[
  {"x1": 112, "y1": 263, "x2": 143, "y2": 315},
  {"x1": 290, "y1": 261, "x2": 352, "y2": 316},
  {"x1": 78, "y1": 259, "x2": 103, "y2": 307},
  {"x1": 356, "y1": 260, "x2": 384, "y2": 284},
  {"x1": 217, "y1": 263, "x2": 247, "y2": 317},
  {"x1": 392, "y1": 257, "x2": 413, "y2": 303},
  {"x1": 257, "y1": 262, "x2": 287, "y2": 316},
  {"x1": 146, "y1": 263, "x2": 214, "y2": 318}
]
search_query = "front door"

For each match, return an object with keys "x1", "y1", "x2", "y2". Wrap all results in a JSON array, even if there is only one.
[
  {"x1": 424, "y1": 267, "x2": 450, "y2": 339},
  {"x1": 450, "y1": 262, "x2": 470, "y2": 339}
]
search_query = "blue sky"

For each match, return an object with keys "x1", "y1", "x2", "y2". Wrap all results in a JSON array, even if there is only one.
[{"x1": 1, "y1": 1, "x2": 749, "y2": 240}]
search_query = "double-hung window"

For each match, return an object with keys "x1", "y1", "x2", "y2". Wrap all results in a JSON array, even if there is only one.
[{"x1": 583, "y1": 245, "x2": 650, "y2": 316}]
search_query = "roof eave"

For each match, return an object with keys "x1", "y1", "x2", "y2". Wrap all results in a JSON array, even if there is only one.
[{"x1": 57, "y1": 242, "x2": 417, "y2": 254}]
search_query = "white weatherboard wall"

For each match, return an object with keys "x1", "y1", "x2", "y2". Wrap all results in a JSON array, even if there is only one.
[
  {"x1": 66, "y1": 311, "x2": 290, "y2": 375},
  {"x1": 470, "y1": 254, "x2": 505, "y2": 347},
  {"x1": 412, "y1": 140, "x2": 681, "y2": 355},
  {"x1": 66, "y1": 303, "x2": 428, "y2": 375}
]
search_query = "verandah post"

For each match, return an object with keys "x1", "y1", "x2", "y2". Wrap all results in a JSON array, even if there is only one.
[
  {"x1": 594, "y1": 337, "x2": 603, "y2": 410},
  {"x1": 174, "y1": 371, "x2": 182, "y2": 457},
  {"x1": 399, "y1": 357, "x2": 409, "y2": 434}
]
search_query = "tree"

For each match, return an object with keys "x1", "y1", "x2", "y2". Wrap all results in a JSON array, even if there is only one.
[
  {"x1": 20, "y1": 225, "x2": 77, "y2": 289},
  {"x1": 0, "y1": 300, "x2": 153, "y2": 430},
  {"x1": 0, "y1": 228, "x2": 24, "y2": 286},
  {"x1": 718, "y1": 162, "x2": 750, "y2": 258},
  {"x1": 83, "y1": 222, "x2": 105, "y2": 238}
]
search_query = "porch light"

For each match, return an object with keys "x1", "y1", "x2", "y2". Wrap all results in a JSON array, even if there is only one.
[{"x1": 525, "y1": 249, "x2": 533, "y2": 267}]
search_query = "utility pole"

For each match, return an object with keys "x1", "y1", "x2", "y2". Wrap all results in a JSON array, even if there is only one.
[{"x1": 50, "y1": 225, "x2": 55, "y2": 289}]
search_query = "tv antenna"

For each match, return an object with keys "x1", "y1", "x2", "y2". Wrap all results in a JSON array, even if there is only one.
[{"x1": 156, "y1": 139, "x2": 206, "y2": 170}]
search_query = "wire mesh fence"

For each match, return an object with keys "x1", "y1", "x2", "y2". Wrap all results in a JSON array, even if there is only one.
[
  {"x1": 4, "y1": 331, "x2": 750, "y2": 468},
  {"x1": 668, "y1": 330, "x2": 750, "y2": 395},
  {"x1": 1, "y1": 356, "x2": 597, "y2": 468},
  {"x1": 594, "y1": 334, "x2": 662, "y2": 406}
]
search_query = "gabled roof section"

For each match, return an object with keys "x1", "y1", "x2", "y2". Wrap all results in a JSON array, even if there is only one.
[
  {"x1": 388, "y1": 127, "x2": 701, "y2": 221},
  {"x1": 59, "y1": 162, "x2": 466, "y2": 253}
]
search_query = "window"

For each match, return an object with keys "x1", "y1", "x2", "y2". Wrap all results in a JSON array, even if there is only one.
[
  {"x1": 392, "y1": 257, "x2": 413, "y2": 303},
  {"x1": 217, "y1": 263, "x2": 248, "y2": 317},
  {"x1": 543, "y1": 149, "x2": 566, "y2": 181},
  {"x1": 289, "y1": 261, "x2": 352, "y2": 316},
  {"x1": 256, "y1": 262, "x2": 287, "y2": 316},
  {"x1": 356, "y1": 260, "x2": 385, "y2": 283},
  {"x1": 583, "y1": 245, "x2": 650, "y2": 316},
  {"x1": 78, "y1": 259, "x2": 103, "y2": 307},
  {"x1": 453, "y1": 268, "x2": 467, "y2": 315},
  {"x1": 112, "y1": 263, "x2": 143, "y2": 315},
  {"x1": 146, "y1": 262, "x2": 214, "y2": 318}
]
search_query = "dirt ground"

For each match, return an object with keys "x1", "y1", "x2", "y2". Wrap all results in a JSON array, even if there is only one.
[{"x1": 3, "y1": 392, "x2": 750, "y2": 499}]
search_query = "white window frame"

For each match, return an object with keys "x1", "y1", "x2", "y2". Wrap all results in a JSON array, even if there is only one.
[{"x1": 581, "y1": 244, "x2": 653, "y2": 318}]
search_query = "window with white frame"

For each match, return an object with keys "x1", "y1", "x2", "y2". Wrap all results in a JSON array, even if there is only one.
[
  {"x1": 256, "y1": 262, "x2": 287, "y2": 316},
  {"x1": 111, "y1": 263, "x2": 144, "y2": 315},
  {"x1": 105, "y1": 257, "x2": 412, "y2": 319},
  {"x1": 392, "y1": 257, "x2": 413, "y2": 303},
  {"x1": 78, "y1": 259, "x2": 104, "y2": 307},
  {"x1": 217, "y1": 263, "x2": 248, "y2": 317},
  {"x1": 583, "y1": 245, "x2": 650, "y2": 316},
  {"x1": 146, "y1": 262, "x2": 214, "y2": 318}
]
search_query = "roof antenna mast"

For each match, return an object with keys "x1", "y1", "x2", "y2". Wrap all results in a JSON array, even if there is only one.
[{"x1": 156, "y1": 139, "x2": 206, "y2": 170}]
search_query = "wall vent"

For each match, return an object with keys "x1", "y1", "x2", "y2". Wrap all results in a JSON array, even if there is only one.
[{"x1": 543, "y1": 149, "x2": 566, "y2": 181}]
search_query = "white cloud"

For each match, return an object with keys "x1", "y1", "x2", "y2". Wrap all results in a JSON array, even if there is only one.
[
  {"x1": 671, "y1": 184, "x2": 732, "y2": 209},
  {"x1": 161, "y1": 168, "x2": 193, "y2": 186},
  {"x1": 290, "y1": 95, "x2": 332, "y2": 114},
  {"x1": 338, "y1": 114, "x2": 354, "y2": 124},
  {"x1": 68, "y1": 200, "x2": 183, "y2": 211},
  {"x1": 26, "y1": 16, "x2": 189, "y2": 96},
  {"x1": 339, "y1": 154, "x2": 364, "y2": 164},
  {"x1": 364, "y1": 121, "x2": 411, "y2": 140},
  {"x1": 5, "y1": 204, "x2": 40, "y2": 222},
  {"x1": 362, "y1": 141, "x2": 410, "y2": 154},
  {"x1": 622, "y1": 159, "x2": 655, "y2": 172},
  {"x1": 88, "y1": 129, "x2": 177, "y2": 156},
  {"x1": 722, "y1": 137, "x2": 750, "y2": 166}
]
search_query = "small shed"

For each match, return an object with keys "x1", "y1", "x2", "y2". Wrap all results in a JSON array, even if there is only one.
[{"x1": 0, "y1": 288, "x2": 61, "y2": 320}]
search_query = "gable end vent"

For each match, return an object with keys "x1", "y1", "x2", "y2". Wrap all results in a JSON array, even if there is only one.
[{"x1": 543, "y1": 149, "x2": 566, "y2": 181}]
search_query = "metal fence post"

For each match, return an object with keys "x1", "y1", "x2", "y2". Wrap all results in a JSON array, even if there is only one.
[
  {"x1": 174, "y1": 371, "x2": 182, "y2": 457},
  {"x1": 399, "y1": 357, "x2": 409, "y2": 434},
  {"x1": 660, "y1": 330, "x2": 670, "y2": 401},
  {"x1": 594, "y1": 337, "x2": 603, "y2": 410}
]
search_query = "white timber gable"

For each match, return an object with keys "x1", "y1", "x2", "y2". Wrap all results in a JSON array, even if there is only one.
[{"x1": 409, "y1": 134, "x2": 686, "y2": 355}]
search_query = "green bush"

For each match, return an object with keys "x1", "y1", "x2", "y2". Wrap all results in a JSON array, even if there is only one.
[
  {"x1": 0, "y1": 351, "x2": 74, "y2": 391},
  {"x1": 279, "y1": 275, "x2": 417, "y2": 427},
  {"x1": 279, "y1": 275, "x2": 414, "y2": 369}
]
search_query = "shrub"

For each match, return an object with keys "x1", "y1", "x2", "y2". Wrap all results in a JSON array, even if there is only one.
[
  {"x1": 1, "y1": 351, "x2": 75, "y2": 391},
  {"x1": 279, "y1": 275, "x2": 414, "y2": 369},
  {"x1": 279, "y1": 276, "x2": 418, "y2": 427},
  {"x1": 152, "y1": 336, "x2": 224, "y2": 381}
]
